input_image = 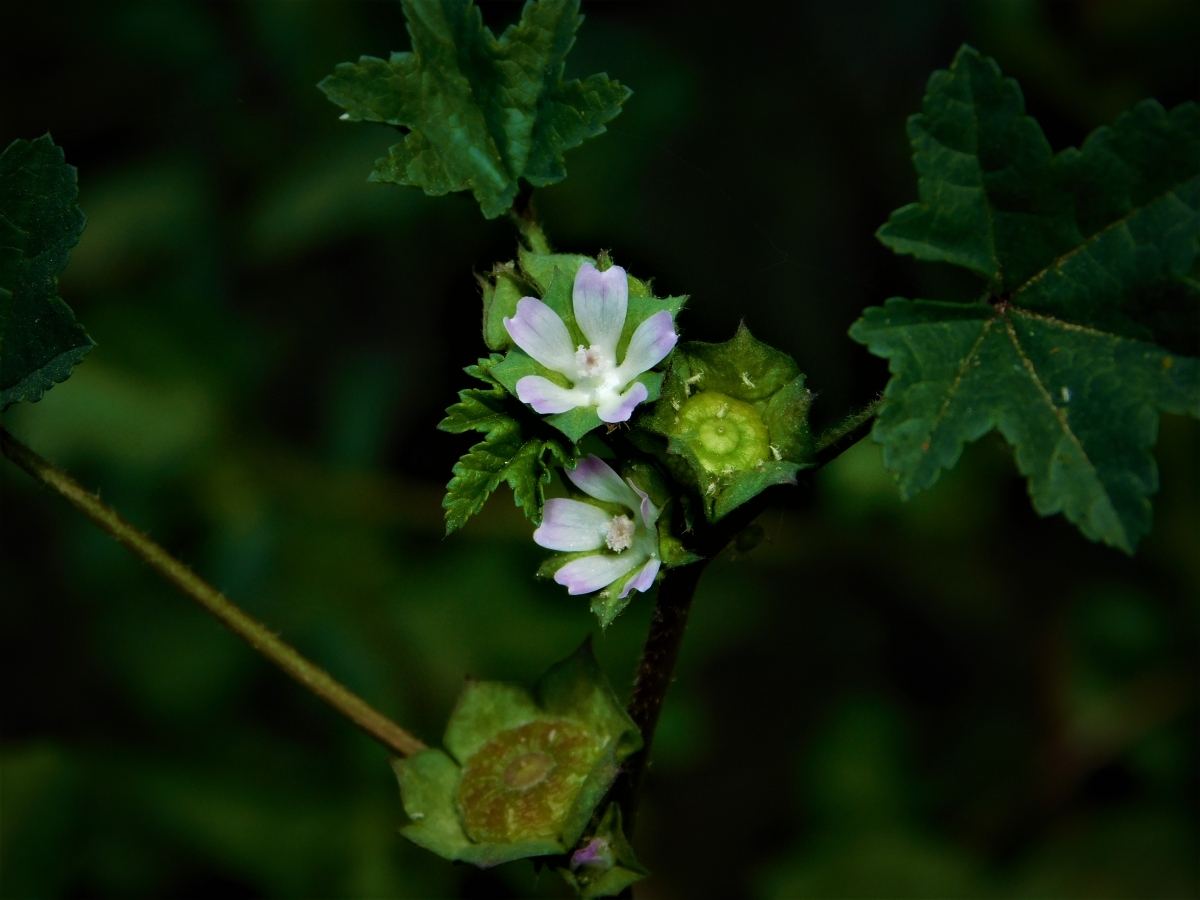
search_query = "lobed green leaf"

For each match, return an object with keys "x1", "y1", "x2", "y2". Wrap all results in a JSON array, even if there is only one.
[
  {"x1": 1, "y1": 135, "x2": 93, "y2": 409},
  {"x1": 319, "y1": 0, "x2": 631, "y2": 219},
  {"x1": 856, "y1": 47, "x2": 1199, "y2": 552}
]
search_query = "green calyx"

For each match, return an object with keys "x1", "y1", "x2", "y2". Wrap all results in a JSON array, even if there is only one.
[
  {"x1": 639, "y1": 323, "x2": 815, "y2": 520},
  {"x1": 486, "y1": 247, "x2": 686, "y2": 443},
  {"x1": 392, "y1": 640, "x2": 642, "y2": 868}
]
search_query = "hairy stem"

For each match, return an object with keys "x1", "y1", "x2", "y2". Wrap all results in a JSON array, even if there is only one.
[
  {"x1": 813, "y1": 395, "x2": 884, "y2": 466},
  {"x1": 508, "y1": 183, "x2": 551, "y2": 254},
  {"x1": 1, "y1": 427, "x2": 427, "y2": 758}
]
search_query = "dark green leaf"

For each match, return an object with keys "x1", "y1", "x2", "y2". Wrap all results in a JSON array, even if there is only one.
[
  {"x1": 319, "y1": 0, "x2": 631, "y2": 219},
  {"x1": 851, "y1": 299, "x2": 1198, "y2": 553},
  {"x1": 1, "y1": 135, "x2": 93, "y2": 409},
  {"x1": 855, "y1": 45, "x2": 1200, "y2": 552}
]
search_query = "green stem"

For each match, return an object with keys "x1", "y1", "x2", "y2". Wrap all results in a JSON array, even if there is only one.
[
  {"x1": 813, "y1": 395, "x2": 884, "y2": 466},
  {"x1": 0, "y1": 427, "x2": 428, "y2": 759},
  {"x1": 508, "y1": 183, "x2": 551, "y2": 254}
]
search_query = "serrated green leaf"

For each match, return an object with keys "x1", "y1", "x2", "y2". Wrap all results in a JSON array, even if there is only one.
[
  {"x1": 319, "y1": 0, "x2": 631, "y2": 219},
  {"x1": 1, "y1": 135, "x2": 94, "y2": 409},
  {"x1": 856, "y1": 46, "x2": 1200, "y2": 553},
  {"x1": 852, "y1": 299, "x2": 1198, "y2": 553},
  {"x1": 876, "y1": 46, "x2": 1079, "y2": 291},
  {"x1": 439, "y1": 355, "x2": 573, "y2": 531}
]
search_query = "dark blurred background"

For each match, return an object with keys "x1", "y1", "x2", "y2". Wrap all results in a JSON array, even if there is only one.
[{"x1": 2, "y1": 1, "x2": 1197, "y2": 897}]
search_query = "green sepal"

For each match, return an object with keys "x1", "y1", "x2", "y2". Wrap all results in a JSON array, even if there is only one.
[
  {"x1": 439, "y1": 355, "x2": 575, "y2": 532},
  {"x1": 479, "y1": 262, "x2": 536, "y2": 352},
  {"x1": 319, "y1": 0, "x2": 631, "y2": 220},
  {"x1": 392, "y1": 749, "x2": 563, "y2": 868},
  {"x1": 640, "y1": 323, "x2": 815, "y2": 521},
  {"x1": 1, "y1": 135, "x2": 94, "y2": 409},
  {"x1": 444, "y1": 682, "x2": 544, "y2": 763},
  {"x1": 489, "y1": 250, "x2": 684, "y2": 442},
  {"x1": 535, "y1": 548, "x2": 658, "y2": 631},
  {"x1": 391, "y1": 641, "x2": 641, "y2": 868},
  {"x1": 855, "y1": 44, "x2": 1200, "y2": 552},
  {"x1": 558, "y1": 803, "x2": 649, "y2": 899}
]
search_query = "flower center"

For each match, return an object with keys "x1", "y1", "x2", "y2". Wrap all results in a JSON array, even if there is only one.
[
  {"x1": 605, "y1": 514, "x2": 635, "y2": 552},
  {"x1": 575, "y1": 344, "x2": 613, "y2": 379},
  {"x1": 503, "y1": 751, "x2": 554, "y2": 790}
]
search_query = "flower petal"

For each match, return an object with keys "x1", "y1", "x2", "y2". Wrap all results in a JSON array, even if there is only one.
[
  {"x1": 504, "y1": 297, "x2": 576, "y2": 374},
  {"x1": 618, "y1": 558, "x2": 660, "y2": 599},
  {"x1": 627, "y1": 478, "x2": 660, "y2": 528},
  {"x1": 534, "y1": 499, "x2": 610, "y2": 551},
  {"x1": 597, "y1": 381, "x2": 649, "y2": 423},
  {"x1": 554, "y1": 552, "x2": 642, "y2": 595},
  {"x1": 565, "y1": 455, "x2": 641, "y2": 510},
  {"x1": 616, "y1": 310, "x2": 677, "y2": 383},
  {"x1": 573, "y1": 262, "x2": 628, "y2": 357},
  {"x1": 515, "y1": 375, "x2": 587, "y2": 414}
]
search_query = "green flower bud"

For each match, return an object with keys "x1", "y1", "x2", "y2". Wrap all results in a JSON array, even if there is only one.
[{"x1": 558, "y1": 803, "x2": 649, "y2": 899}]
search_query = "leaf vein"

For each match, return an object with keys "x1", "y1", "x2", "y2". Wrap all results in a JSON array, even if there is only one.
[{"x1": 1015, "y1": 175, "x2": 1198, "y2": 296}]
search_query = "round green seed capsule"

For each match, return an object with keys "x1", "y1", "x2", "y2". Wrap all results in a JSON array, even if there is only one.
[
  {"x1": 675, "y1": 391, "x2": 770, "y2": 474},
  {"x1": 456, "y1": 719, "x2": 600, "y2": 844}
]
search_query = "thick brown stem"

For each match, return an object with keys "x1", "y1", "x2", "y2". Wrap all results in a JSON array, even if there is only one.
[{"x1": 1, "y1": 427, "x2": 427, "y2": 758}]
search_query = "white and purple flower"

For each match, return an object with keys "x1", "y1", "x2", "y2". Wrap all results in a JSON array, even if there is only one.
[
  {"x1": 534, "y1": 455, "x2": 661, "y2": 598},
  {"x1": 503, "y1": 262, "x2": 677, "y2": 423}
]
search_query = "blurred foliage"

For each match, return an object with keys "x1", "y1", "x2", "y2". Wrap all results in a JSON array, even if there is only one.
[{"x1": 1, "y1": 1, "x2": 1196, "y2": 898}]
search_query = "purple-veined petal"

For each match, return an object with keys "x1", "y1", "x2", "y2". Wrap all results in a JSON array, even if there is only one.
[
  {"x1": 616, "y1": 310, "x2": 677, "y2": 383},
  {"x1": 565, "y1": 455, "x2": 641, "y2": 510},
  {"x1": 534, "y1": 499, "x2": 610, "y2": 551},
  {"x1": 573, "y1": 262, "x2": 627, "y2": 357},
  {"x1": 618, "y1": 557, "x2": 660, "y2": 599},
  {"x1": 627, "y1": 478, "x2": 660, "y2": 528},
  {"x1": 554, "y1": 552, "x2": 642, "y2": 595},
  {"x1": 515, "y1": 376, "x2": 587, "y2": 414},
  {"x1": 504, "y1": 297, "x2": 576, "y2": 374},
  {"x1": 597, "y1": 381, "x2": 649, "y2": 424}
]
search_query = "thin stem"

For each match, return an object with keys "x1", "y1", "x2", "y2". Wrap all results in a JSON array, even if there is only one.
[
  {"x1": 813, "y1": 395, "x2": 884, "y2": 467},
  {"x1": 508, "y1": 182, "x2": 551, "y2": 254},
  {"x1": 1, "y1": 427, "x2": 427, "y2": 759},
  {"x1": 615, "y1": 559, "x2": 709, "y2": 828}
]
